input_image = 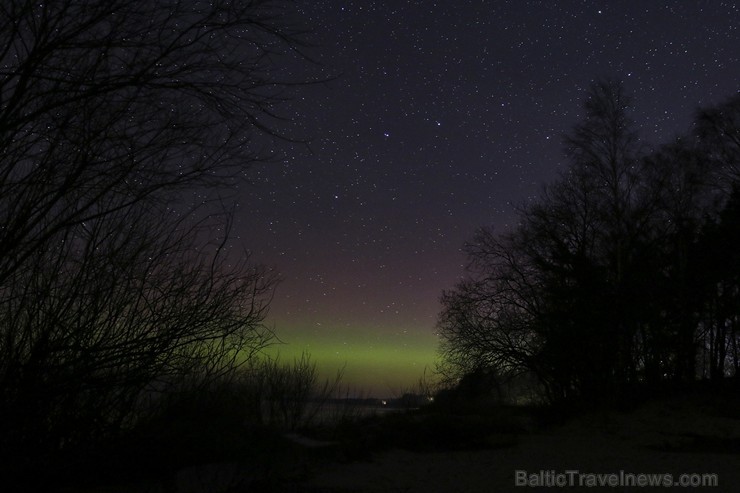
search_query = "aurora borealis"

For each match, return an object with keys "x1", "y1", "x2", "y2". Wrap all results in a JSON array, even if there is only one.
[{"x1": 236, "y1": 1, "x2": 740, "y2": 396}]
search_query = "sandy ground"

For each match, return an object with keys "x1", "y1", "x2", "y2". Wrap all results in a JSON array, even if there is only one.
[
  {"x1": 75, "y1": 401, "x2": 740, "y2": 493},
  {"x1": 308, "y1": 405, "x2": 740, "y2": 492},
  {"x1": 308, "y1": 435, "x2": 740, "y2": 492}
]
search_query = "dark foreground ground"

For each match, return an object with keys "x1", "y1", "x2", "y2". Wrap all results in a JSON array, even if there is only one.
[
  {"x1": 309, "y1": 402, "x2": 740, "y2": 492},
  {"x1": 39, "y1": 391, "x2": 740, "y2": 492}
]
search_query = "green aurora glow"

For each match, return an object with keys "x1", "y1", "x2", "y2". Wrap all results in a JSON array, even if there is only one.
[{"x1": 261, "y1": 324, "x2": 439, "y2": 397}]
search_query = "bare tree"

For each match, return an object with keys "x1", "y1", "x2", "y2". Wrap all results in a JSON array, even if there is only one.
[
  {"x1": 438, "y1": 84, "x2": 740, "y2": 406},
  {"x1": 437, "y1": 228, "x2": 542, "y2": 387},
  {"x1": 688, "y1": 94, "x2": 740, "y2": 381},
  {"x1": 0, "y1": 0, "x2": 314, "y2": 476},
  {"x1": 439, "y1": 81, "x2": 662, "y2": 403},
  {"x1": 0, "y1": 0, "x2": 312, "y2": 284},
  {"x1": 695, "y1": 93, "x2": 740, "y2": 190},
  {"x1": 0, "y1": 208, "x2": 276, "y2": 457}
]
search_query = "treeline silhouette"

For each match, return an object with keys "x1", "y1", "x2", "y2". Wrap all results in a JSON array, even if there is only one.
[{"x1": 438, "y1": 80, "x2": 740, "y2": 405}]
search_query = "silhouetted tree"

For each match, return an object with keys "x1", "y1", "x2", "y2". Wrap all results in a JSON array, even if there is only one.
[
  {"x1": 695, "y1": 93, "x2": 740, "y2": 192},
  {"x1": 693, "y1": 187, "x2": 740, "y2": 379},
  {"x1": 438, "y1": 83, "x2": 740, "y2": 405},
  {"x1": 0, "y1": 0, "x2": 312, "y2": 479},
  {"x1": 634, "y1": 139, "x2": 722, "y2": 383},
  {"x1": 691, "y1": 94, "x2": 740, "y2": 380},
  {"x1": 0, "y1": 0, "x2": 311, "y2": 284},
  {"x1": 437, "y1": 227, "x2": 543, "y2": 391},
  {"x1": 0, "y1": 209, "x2": 277, "y2": 467}
]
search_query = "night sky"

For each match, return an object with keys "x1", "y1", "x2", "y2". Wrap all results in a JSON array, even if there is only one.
[{"x1": 234, "y1": 1, "x2": 740, "y2": 396}]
